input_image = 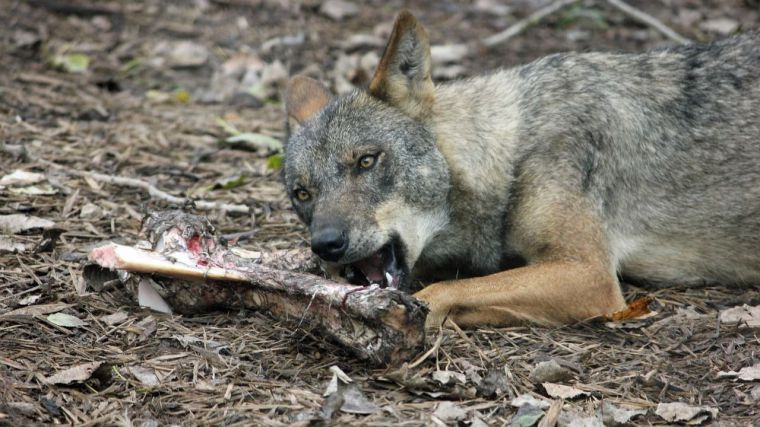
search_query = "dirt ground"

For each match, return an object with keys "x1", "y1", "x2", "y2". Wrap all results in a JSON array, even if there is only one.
[{"x1": 1, "y1": 0, "x2": 760, "y2": 425}]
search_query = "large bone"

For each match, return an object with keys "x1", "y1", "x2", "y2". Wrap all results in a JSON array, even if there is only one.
[{"x1": 87, "y1": 211, "x2": 428, "y2": 366}]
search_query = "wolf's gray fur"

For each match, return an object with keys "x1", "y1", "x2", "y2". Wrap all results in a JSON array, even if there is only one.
[{"x1": 284, "y1": 24, "x2": 760, "y2": 300}]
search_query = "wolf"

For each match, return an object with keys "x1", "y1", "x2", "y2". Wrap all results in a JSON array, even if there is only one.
[{"x1": 283, "y1": 11, "x2": 760, "y2": 329}]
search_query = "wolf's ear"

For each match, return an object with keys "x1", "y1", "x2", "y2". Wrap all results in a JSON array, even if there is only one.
[
  {"x1": 368, "y1": 11, "x2": 434, "y2": 120},
  {"x1": 286, "y1": 76, "x2": 332, "y2": 131}
]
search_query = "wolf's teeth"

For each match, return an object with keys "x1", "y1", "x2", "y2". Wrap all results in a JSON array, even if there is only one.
[{"x1": 385, "y1": 272, "x2": 393, "y2": 285}]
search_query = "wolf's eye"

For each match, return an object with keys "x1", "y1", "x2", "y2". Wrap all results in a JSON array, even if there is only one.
[
  {"x1": 294, "y1": 189, "x2": 311, "y2": 202},
  {"x1": 358, "y1": 154, "x2": 377, "y2": 170}
]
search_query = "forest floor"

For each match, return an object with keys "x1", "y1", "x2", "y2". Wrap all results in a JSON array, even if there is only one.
[{"x1": 1, "y1": 0, "x2": 759, "y2": 425}]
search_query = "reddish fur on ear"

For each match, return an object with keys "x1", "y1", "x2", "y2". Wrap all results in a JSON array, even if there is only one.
[{"x1": 286, "y1": 75, "x2": 332, "y2": 125}]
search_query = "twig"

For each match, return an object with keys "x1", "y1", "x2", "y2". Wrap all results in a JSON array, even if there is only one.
[
  {"x1": 408, "y1": 328, "x2": 443, "y2": 369},
  {"x1": 606, "y1": 0, "x2": 691, "y2": 44},
  {"x1": 445, "y1": 318, "x2": 488, "y2": 363},
  {"x1": 39, "y1": 160, "x2": 250, "y2": 214},
  {"x1": 482, "y1": 0, "x2": 579, "y2": 47}
]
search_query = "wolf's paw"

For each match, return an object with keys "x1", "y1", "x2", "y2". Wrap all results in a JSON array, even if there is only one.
[{"x1": 414, "y1": 283, "x2": 453, "y2": 330}]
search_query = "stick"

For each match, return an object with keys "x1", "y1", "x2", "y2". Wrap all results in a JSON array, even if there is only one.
[
  {"x1": 482, "y1": 0, "x2": 579, "y2": 47},
  {"x1": 40, "y1": 160, "x2": 250, "y2": 214},
  {"x1": 606, "y1": 0, "x2": 690, "y2": 44},
  {"x1": 87, "y1": 210, "x2": 428, "y2": 366}
]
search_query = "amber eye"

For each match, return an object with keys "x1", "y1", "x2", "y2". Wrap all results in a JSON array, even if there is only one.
[
  {"x1": 358, "y1": 154, "x2": 377, "y2": 170},
  {"x1": 294, "y1": 189, "x2": 311, "y2": 202}
]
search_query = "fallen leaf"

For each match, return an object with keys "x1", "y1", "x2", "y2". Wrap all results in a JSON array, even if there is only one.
[
  {"x1": 529, "y1": 359, "x2": 573, "y2": 384},
  {"x1": 511, "y1": 403, "x2": 545, "y2": 427},
  {"x1": 718, "y1": 362, "x2": 760, "y2": 381},
  {"x1": 655, "y1": 402, "x2": 718, "y2": 425},
  {"x1": 511, "y1": 394, "x2": 552, "y2": 410},
  {"x1": 43, "y1": 361, "x2": 102, "y2": 384},
  {"x1": 2, "y1": 302, "x2": 74, "y2": 317},
  {"x1": 700, "y1": 18, "x2": 739, "y2": 35},
  {"x1": 610, "y1": 297, "x2": 654, "y2": 321},
  {"x1": 17, "y1": 294, "x2": 41, "y2": 306},
  {"x1": 161, "y1": 40, "x2": 209, "y2": 68},
  {"x1": 47, "y1": 313, "x2": 87, "y2": 328},
  {"x1": 266, "y1": 153, "x2": 284, "y2": 170},
  {"x1": 474, "y1": 0, "x2": 512, "y2": 16},
  {"x1": 433, "y1": 401, "x2": 467, "y2": 422},
  {"x1": 751, "y1": 385, "x2": 760, "y2": 401},
  {"x1": 0, "y1": 236, "x2": 26, "y2": 253},
  {"x1": 101, "y1": 311, "x2": 128, "y2": 325},
  {"x1": 320, "y1": 0, "x2": 359, "y2": 21},
  {"x1": 340, "y1": 384, "x2": 379, "y2": 415},
  {"x1": 0, "y1": 170, "x2": 45, "y2": 186},
  {"x1": 79, "y1": 203, "x2": 103, "y2": 219},
  {"x1": 432, "y1": 370, "x2": 467, "y2": 386},
  {"x1": 0, "y1": 214, "x2": 55, "y2": 234},
  {"x1": 431, "y1": 44, "x2": 468, "y2": 65},
  {"x1": 557, "y1": 410, "x2": 603, "y2": 427},
  {"x1": 322, "y1": 365, "x2": 378, "y2": 415},
  {"x1": 137, "y1": 278, "x2": 173, "y2": 314},
  {"x1": 127, "y1": 366, "x2": 159, "y2": 386},
  {"x1": 542, "y1": 383, "x2": 590, "y2": 400},
  {"x1": 599, "y1": 401, "x2": 647, "y2": 426},
  {"x1": 51, "y1": 53, "x2": 90, "y2": 73},
  {"x1": 719, "y1": 304, "x2": 760, "y2": 329},
  {"x1": 8, "y1": 184, "x2": 57, "y2": 195}
]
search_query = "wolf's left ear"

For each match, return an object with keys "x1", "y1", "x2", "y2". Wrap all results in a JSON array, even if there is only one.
[
  {"x1": 368, "y1": 11, "x2": 434, "y2": 121},
  {"x1": 286, "y1": 75, "x2": 332, "y2": 132}
]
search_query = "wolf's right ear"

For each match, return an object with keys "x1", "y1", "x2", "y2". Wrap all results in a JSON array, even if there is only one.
[
  {"x1": 286, "y1": 76, "x2": 332, "y2": 132},
  {"x1": 368, "y1": 11, "x2": 434, "y2": 121}
]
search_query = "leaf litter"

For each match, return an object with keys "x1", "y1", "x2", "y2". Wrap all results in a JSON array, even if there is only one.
[{"x1": 1, "y1": 0, "x2": 760, "y2": 425}]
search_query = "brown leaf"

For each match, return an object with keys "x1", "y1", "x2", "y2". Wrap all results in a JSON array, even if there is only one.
[
  {"x1": 609, "y1": 297, "x2": 654, "y2": 321},
  {"x1": 43, "y1": 362, "x2": 103, "y2": 385}
]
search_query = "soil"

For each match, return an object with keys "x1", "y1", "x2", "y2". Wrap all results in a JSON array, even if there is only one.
[{"x1": 1, "y1": 0, "x2": 759, "y2": 425}]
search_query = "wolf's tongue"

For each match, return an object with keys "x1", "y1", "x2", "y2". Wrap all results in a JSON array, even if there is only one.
[{"x1": 354, "y1": 252, "x2": 385, "y2": 282}]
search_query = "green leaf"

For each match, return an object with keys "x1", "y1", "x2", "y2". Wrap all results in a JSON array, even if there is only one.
[
  {"x1": 52, "y1": 53, "x2": 90, "y2": 73},
  {"x1": 215, "y1": 117, "x2": 241, "y2": 136},
  {"x1": 174, "y1": 89, "x2": 191, "y2": 103},
  {"x1": 217, "y1": 174, "x2": 246, "y2": 190},
  {"x1": 266, "y1": 153, "x2": 284, "y2": 170}
]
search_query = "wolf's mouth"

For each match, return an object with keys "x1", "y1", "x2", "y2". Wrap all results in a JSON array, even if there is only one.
[{"x1": 342, "y1": 240, "x2": 406, "y2": 289}]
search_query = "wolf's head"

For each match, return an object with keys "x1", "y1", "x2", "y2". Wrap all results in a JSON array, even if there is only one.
[{"x1": 283, "y1": 12, "x2": 450, "y2": 291}]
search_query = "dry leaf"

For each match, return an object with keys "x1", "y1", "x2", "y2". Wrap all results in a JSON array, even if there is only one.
[
  {"x1": 610, "y1": 297, "x2": 654, "y2": 321},
  {"x1": 0, "y1": 170, "x2": 46, "y2": 186},
  {"x1": 2, "y1": 302, "x2": 74, "y2": 317},
  {"x1": 655, "y1": 402, "x2": 718, "y2": 425},
  {"x1": 0, "y1": 236, "x2": 26, "y2": 253},
  {"x1": 17, "y1": 294, "x2": 41, "y2": 306},
  {"x1": 529, "y1": 360, "x2": 573, "y2": 384},
  {"x1": 511, "y1": 394, "x2": 552, "y2": 410},
  {"x1": 542, "y1": 383, "x2": 590, "y2": 400},
  {"x1": 433, "y1": 401, "x2": 467, "y2": 422},
  {"x1": 320, "y1": 0, "x2": 359, "y2": 21},
  {"x1": 719, "y1": 304, "x2": 760, "y2": 329},
  {"x1": 137, "y1": 278, "x2": 173, "y2": 314},
  {"x1": 718, "y1": 362, "x2": 760, "y2": 381},
  {"x1": 599, "y1": 401, "x2": 647, "y2": 426},
  {"x1": 101, "y1": 311, "x2": 128, "y2": 325},
  {"x1": 47, "y1": 313, "x2": 87, "y2": 328},
  {"x1": 128, "y1": 366, "x2": 160, "y2": 386},
  {"x1": 0, "y1": 214, "x2": 55, "y2": 234},
  {"x1": 43, "y1": 361, "x2": 102, "y2": 385}
]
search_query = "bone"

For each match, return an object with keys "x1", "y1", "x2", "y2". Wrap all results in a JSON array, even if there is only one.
[{"x1": 87, "y1": 211, "x2": 428, "y2": 366}]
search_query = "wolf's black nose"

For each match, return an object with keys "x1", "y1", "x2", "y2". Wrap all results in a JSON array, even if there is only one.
[{"x1": 311, "y1": 228, "x2": 348, "y2": 262}]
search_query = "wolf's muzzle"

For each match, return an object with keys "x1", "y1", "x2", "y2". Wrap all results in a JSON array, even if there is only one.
[{"x1": 311, "y1": 227, "x2": 349, "y2": 262}]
